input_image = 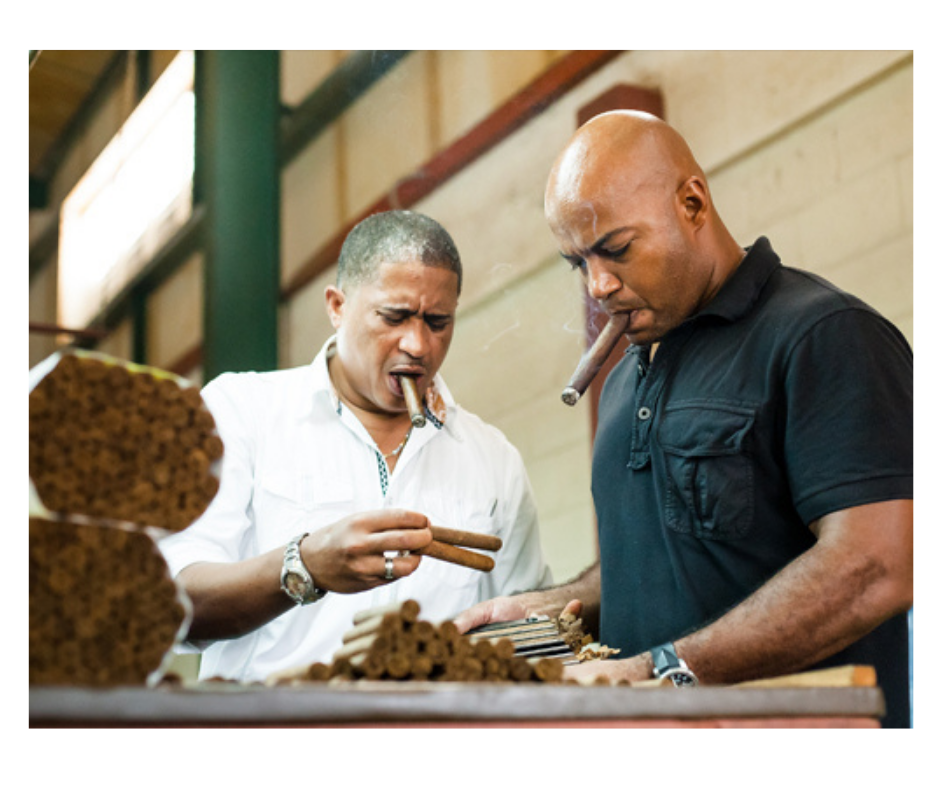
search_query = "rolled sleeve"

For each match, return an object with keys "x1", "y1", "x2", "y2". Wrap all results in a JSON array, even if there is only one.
[{"x1": 783, "y1": 308, "x2": 913, "y2": 524}]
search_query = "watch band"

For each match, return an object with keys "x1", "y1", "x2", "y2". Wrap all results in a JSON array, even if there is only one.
[
  {"x1": 650, "y1": 642, "x2": 698, "y2": 687},
  {"x1": 279, "y1": 533, "x2": 326, "y2": 605}
]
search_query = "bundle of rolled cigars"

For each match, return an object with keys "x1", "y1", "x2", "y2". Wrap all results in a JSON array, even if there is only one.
[
  {"x1": 267, "y1": 600, "x2": 627, "y2": 686},
  {"x1": 29, "y1": 352, "x2": 222, "y2": 531},
  {"x1": 29, "y1": 351, "x2": 220, "y2": 687},
  {"x1": 268, "y1": 599, "x2": 565, "y2": 685},
  {"x1": 29, "y1": 516, "x2": 188, "y2": 686}
]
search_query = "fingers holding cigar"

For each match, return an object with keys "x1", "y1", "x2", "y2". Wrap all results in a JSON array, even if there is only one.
[
  {"x1": 375, "y1": 520, "x2": 503, "y2": 577},
  {"x1": 304, "y1": 511, "x2": 503, "y2": 591},
  {"x1": 383, "y1": 539, "x2": 498, "y2": 577},
  {"x1": 304, "y1": 510, "x2": 431, "y2": 593}
]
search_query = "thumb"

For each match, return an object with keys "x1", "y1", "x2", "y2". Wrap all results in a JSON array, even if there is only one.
[{"x1": 561, "y1": 599, "x2": 582, "y2": 618}]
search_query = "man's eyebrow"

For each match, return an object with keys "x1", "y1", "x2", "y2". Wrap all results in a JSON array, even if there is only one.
[
  {"x1": 561, "y1": 227, "x2": 632, "y2": 261},
  {"x1": 589, "y1": 227, "x2": 632, "y2": 255},
  {"x1": 380, "y1": 305, "x2": 454, "y2": 319}
]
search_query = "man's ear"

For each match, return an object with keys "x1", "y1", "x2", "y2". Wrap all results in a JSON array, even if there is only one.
[
  {"x1": 324, "y1": 285, "x2": 345, "y2": 330},
  {"x1": 677, "y1": 175, "x2": 709, "y2": 229}
]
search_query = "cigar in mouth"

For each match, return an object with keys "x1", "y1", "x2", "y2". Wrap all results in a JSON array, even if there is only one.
[
  {"x1": 561, "y1": 311, "x2": 631, "y2": 406},
  {"x1": 398, "y1": 374, "x2": 427, "y2": 428}
]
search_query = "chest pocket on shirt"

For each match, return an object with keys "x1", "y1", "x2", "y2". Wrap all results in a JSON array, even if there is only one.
[
  {"x1": 657, "y1": 401, "x2": 756, "y2": 540},
  {"x1": 256, "y1": 471, "x2": 355, "y2": 544}
]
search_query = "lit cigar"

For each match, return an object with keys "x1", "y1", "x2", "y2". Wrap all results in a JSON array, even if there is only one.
[
  {"x1": 399, "y1": 375, "x2": 426, "y2": 428},
  {"x1": 561, "y1": 311, "x2": 630, "y2": 406}
]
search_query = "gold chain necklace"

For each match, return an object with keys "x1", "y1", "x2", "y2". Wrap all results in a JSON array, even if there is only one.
[{"x1": 383, "y1": 427, "x2": 413, "y2": 461}]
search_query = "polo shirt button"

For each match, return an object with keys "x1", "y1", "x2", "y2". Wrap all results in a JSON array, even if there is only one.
[{"x1": 638, "y1": 407, "x2": 652, "y2": 420}]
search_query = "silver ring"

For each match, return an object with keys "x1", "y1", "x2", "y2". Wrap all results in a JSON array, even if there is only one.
[{"x1": 384, "y1": 556, "x2": 394, "y2": 581}]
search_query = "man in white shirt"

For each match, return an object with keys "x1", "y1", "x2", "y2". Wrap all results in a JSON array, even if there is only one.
[{"x1": 160, "y1": 210, "x2": 552, "y2": 682}]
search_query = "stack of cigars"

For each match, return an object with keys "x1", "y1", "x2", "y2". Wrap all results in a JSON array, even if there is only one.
[
  {"x1": 267, "y1": 599, "x2": 568, "y2": 685},
  {"x1": 29, "y1": 351, "x2": 223, "y2": 687}
]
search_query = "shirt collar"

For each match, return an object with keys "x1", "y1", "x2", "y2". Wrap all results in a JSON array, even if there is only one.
[
  {"x1": 694, "y1": 236, "x2": 780, "y2": 324},
  {"x1": 308, "y1": 335, "x2": 452, "y2": 427}
]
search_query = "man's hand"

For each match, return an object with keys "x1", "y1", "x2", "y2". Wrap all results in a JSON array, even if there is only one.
[
  {"x1": 453, "y1": 596, "x2": 583, "y2": 634},
  {"x1": 179, "y1": 509, "x2": 433, "y2": 641},
  {"x1": 454, "y1": 562, "x2": 602, "y2": 635},
  {"x1": 303, "y1": 509, "x2": 433, "y2": 593},
  {"x1": 563, "y1": 655, "x2": 652, "y2": 684}
]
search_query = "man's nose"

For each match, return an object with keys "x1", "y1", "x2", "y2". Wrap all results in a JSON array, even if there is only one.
[
  {"x1": 585, "y1": 258, "x2": 622, "y2": 301},
  {"x1": 399, "y1": 320, "x2": 430, "y2": 358}
]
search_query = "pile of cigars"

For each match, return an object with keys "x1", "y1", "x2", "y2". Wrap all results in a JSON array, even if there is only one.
[
  {"x1": 267, "y1": 600, "x2": 625, "y2": 687},
  {"x1": 29, "y1": 351, "x2": 222, "y2": 687}
]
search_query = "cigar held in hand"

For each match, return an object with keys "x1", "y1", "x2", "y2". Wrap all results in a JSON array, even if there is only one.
[
  {"x1": 416, "y1": 525, "x2": 502, "y2": 573},
  {"x1": 420, "y1": 540, "x2": 495, "y2": 573}
]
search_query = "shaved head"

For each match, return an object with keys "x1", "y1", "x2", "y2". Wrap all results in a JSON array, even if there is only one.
[
  {"x1": 544, "y1": 110, "x2": 743, "y2": 345},
  {"x1": 546, "y1": 110, "x2": 704, "y2": 232}
]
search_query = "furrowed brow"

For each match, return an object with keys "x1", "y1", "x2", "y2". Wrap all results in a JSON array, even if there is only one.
[{"x1": 589, "y1": 228, "x2": 631, "y2": 255}]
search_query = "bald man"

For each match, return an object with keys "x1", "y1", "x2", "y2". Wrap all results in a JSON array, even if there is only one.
[{"x1": 456, "y1": 111, "x2": 913, "y2": 727}]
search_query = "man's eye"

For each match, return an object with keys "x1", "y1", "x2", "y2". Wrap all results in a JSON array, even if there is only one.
[
  {"x1": 380, "y1": 313, "x2": 405, "y2": 325},
  {"x1": 426, "y1": 318, "x2": 451, "y2": 332},
  {"x1": 564, "y1": 256, "x2": 585, "y2": 273},
  {"x1": 603, "y1": 243, "x2": 631, "y2": 259}
]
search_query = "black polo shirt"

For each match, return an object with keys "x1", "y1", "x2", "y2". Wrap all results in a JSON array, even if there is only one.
[{"x1": 592, "y1": 237, "x2": 912, "y2": 727}]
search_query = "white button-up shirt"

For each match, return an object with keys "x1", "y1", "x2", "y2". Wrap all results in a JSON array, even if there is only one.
[{"x1": 160, "y1": 337, "x2": 552, "y2": 681}]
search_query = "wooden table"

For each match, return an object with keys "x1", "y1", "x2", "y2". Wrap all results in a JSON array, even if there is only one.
[{"x1": 30, "y1": 682, "x2": 884, "y2": 727}]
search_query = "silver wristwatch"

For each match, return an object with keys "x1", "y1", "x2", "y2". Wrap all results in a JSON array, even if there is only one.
[
  {"x1": 650, "y1": 642, "x2": 698, "y2": 687},
  {"x1": 279, "y1": 533, "x2": 326, "y2": 605}
]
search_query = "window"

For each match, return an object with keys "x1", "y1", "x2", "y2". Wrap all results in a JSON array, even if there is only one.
[{"x1": 58, "y1": 51, "x2": 195, "y2": 329}]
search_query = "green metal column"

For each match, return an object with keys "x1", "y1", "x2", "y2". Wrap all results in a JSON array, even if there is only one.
[{"x1": 196, "y1": 51, "x2": 280, "y2": 380}]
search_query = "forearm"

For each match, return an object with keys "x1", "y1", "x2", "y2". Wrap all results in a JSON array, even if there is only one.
[
  {"x1": 678, "y1": 507, "x2": 912, "y2": 683},
  {"x1": 571, "y1": 550, "x2": 903, "y2": 685},
  {"x1": 570, "y1": 500, "x2": 912, "y2": 685},
  {"x1": 178, "y1": 548, "x2": 292, "y2": 641},
  {"x1": 454, "y1": 561, "x2": 601, "y2": 633},
  {"x1": 177, "y1": 510, "x2": 434, "y2": 641}
]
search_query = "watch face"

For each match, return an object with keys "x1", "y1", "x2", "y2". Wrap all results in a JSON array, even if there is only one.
[
  {"x1": 671, "y1": 671, "x2": 697, "y2": 687},
  {"x1": 283, "y1": 571, "x2": 307, "y2": 597}
]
